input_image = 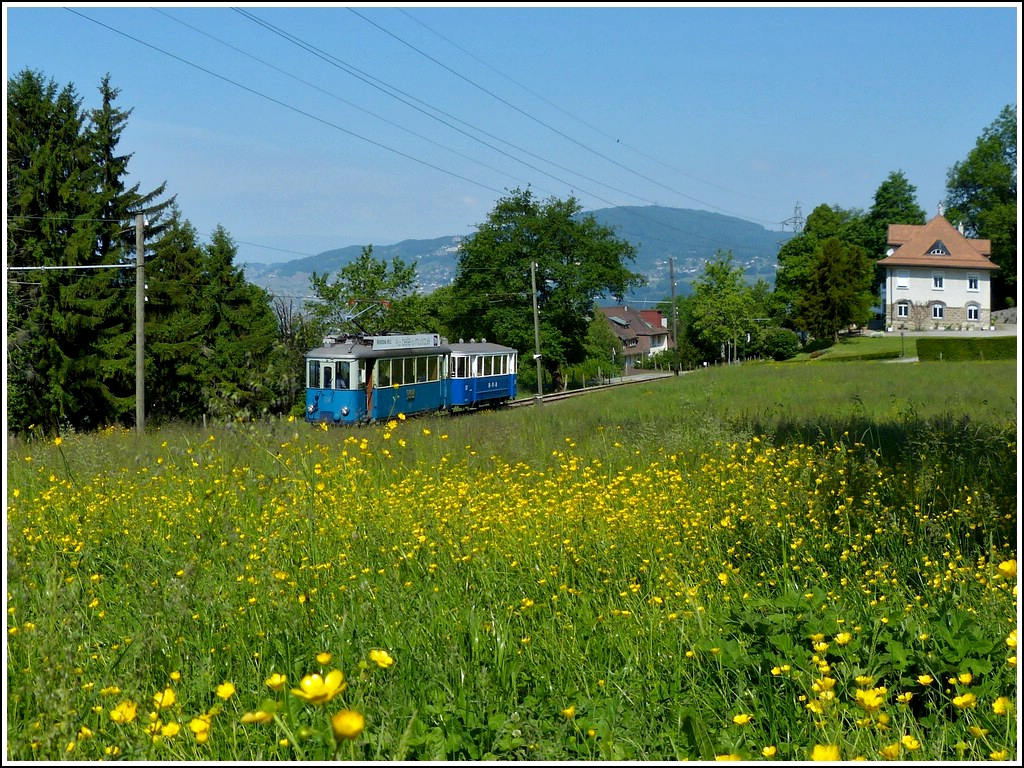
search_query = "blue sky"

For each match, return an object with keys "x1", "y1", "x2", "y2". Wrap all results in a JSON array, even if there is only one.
[{"x1": 4, "y1": 3, "x2": 1020, "y2": 266}]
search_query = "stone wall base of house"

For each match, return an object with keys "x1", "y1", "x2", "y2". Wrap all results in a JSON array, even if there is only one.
[{"x1": 886, "y1": 304, "x2": 991, "y2": 332}]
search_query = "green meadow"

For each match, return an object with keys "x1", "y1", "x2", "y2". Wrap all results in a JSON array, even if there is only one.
[{"x1": 5, "y1": 359, "x2": 1019, "y2": 761}]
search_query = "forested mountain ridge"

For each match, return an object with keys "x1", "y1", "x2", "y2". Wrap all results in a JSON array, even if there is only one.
[{"x1": 242, "y1": 206, "x2": 793, "y2": 305}]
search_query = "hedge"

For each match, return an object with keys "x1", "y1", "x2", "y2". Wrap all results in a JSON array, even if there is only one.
[{"x1": 916, "y1": 336, "x2": 1017, "y2": 361}]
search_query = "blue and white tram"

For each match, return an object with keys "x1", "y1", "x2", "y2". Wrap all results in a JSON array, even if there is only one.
[
  {"x1": 448, "y1": 340, "x2": 518, "y2": 410},
  {"x1": 305, "y1": 333, "x2": 450, "y2": 425},
  {"x1": 304, "y1": 333, "x2": 519, "y2": 425}
]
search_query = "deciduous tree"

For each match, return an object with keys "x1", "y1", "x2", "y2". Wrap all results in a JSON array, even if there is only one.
[
  {"x1": 943, "y1": 104, "x2": 1017, "y2": 306},
  {"x1": 448, "y1": 188, "x2": 644, "y2": 391}
]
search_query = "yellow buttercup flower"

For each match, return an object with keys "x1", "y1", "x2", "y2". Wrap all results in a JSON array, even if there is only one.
[
  {"x1": 291, "y1": 669, "x2": 346, "y2": 705},
  {"x1": 992, "y1": 696, "x2": 1011, "y2": 715},
  {"x1": 953, "y1": 692, "x2": 977, "y2": 709},
  {"x1": 901, "y1": 735, "x2": 921, "y2": 750},
  {"x1": 855, "y1": 687, "x2": 887, "y2": 712},
  {"x1": 153, "y1": 688, "x2": 176, "y2": 709},
  {"x1": 732, "y1": 713, "x2": 753, "y2": 725},
  {"x1": 879, "y1": 743, "x2": 901, "y2": 760},
  {"x1": 810, "y1": 744, "x2": 840, "y2": 761},
  {"x1": 265, "y1": 673, "x2": 287, "y2": 691},
  {"x1": 241, "y1": 709, "x2": 275, "y2": 725},
  {"x1": 561, "y1": 705, "x2": 576, "y2": 718},
  {"x1": 331, "y1": 709, "x2": 365, "y2": 740},
  {"x1": 369, "y1": 649, "x2": 395, "y2": 669},
  {"x1": 215, "y1": 682, "x2": 236, "y2": 700},
  {"x1": 996, "y1": 559, "x2": 1016, "y2": 578},
  {"x1": 316, "y1": 652, "x2": 332, "y2": 665},
  {"x1": 109, "y1": 700, "x2": 137, "y2": 724},
  {"x1": 189, "y1": 716, "x2": 212, "y2": 743},
  {"x1": 762, "y1": 746, "x2": 777, "y2": 758},
  {"x1": 160, "y1": 721, "x2": 181, "y2": 738},
  {"x1": 916, "y1": 674, "x2": 933, "y2": 685}
]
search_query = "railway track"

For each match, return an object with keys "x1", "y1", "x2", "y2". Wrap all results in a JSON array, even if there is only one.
[{"x1": 508, "y1": 371, "x2": 676, "y2": 408}]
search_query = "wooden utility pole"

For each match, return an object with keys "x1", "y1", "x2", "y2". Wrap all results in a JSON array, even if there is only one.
[{"x1": 135, "y1": 213, "x2": 145, "y2": 432}]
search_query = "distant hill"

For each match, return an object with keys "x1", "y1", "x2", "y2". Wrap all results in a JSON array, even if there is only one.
[{"x1": 242, "y1": 206, "x2": 793, "y2": 306}]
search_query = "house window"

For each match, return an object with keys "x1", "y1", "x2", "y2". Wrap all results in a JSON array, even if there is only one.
[
  {"x1": 896, "y1": 270, "x2": 909, "y2": 289},
  {"x1": 967, "y1": 305, "x2": 980, "y2": 321},
  {"x1": 932, "y1": 272, "x2": 944, "y2": 290},
  {"x1": 932, "y1": 304, "x2": 945, "y2": 320},
  {"x1": 967, "y1": 274, "x2": 979, "y2": 291},
  {"x1": 896, "y1": 301, "x2": 909, "y2": 318}
]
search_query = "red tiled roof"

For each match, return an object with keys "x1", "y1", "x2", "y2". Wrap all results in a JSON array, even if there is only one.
[{"x1": 878, "y1": 215, "x2": 997, "y2": 271}]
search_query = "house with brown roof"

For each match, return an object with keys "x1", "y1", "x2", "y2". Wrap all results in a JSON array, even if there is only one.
[
  {"x1": 877, "y1": 214, "x2": 999, "y2": 331},
  {"x1": 598, "y1": 305, "x2": 673, "y2": 369}
]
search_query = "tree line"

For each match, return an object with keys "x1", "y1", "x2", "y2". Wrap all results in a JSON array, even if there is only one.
[{"x1": 6, "y1": 68, "x2": 1016, "y2": 434}]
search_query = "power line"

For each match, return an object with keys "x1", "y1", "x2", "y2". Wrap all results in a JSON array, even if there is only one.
[{"x1": 67, "y1": 8, "x2": 507, "y2": 198}]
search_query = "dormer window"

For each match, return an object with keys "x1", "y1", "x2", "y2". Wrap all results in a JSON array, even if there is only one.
[{"x1": 928, "y1": 240, "x2": 949, "y2": 256}]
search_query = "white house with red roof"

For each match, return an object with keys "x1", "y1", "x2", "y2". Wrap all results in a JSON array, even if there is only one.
[{"x1": 877, "y1": 213, "x2": 999, "y2": 331}]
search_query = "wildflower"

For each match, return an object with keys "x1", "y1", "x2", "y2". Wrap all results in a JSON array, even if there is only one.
[
  {"x1": 1007, "y1": 629, "x2": 1017, "y2": 649},
  {"x1": 291, "y1": 669, "x2": 346, "y2": 704},
  {"x1": 952, "y1": 692, "x2": 977, "y2": 709},
  {"x1": 879, "y1": 743, "x2": 901, "y2": 760},
  {"x1": 153, "y1": 687, "x2": 176, "y2": 709},
  {"x1": 241, "y1": 709, "x2": 275, "y2": 725},
  {"x1": 265, "y1": 673, "x2": 287, "y2": 691},
  {"x1": 901, "y1": 735, "x2": 921, "y2": 750},
  {"x1": 855, "y1": 687, "x2": 887, "y2": 712},
  {"x1": 716, "y1": 754, "x2": 743, "y2": 761},
  {"x1": 810, "y1": 744, "x2": 840, "y2": 761},
  {"x1": 369, "y1": 649, "x2": 394, "y2": 669},
  {"x1": 161, "y1": 721, "x2": 181, "y2": 737},
  {"x1": 331, "y1": 709, "x2": 365, "y2": 740},
  {"x1": 718, "y1": 572, "x2": 729, "y2": 586},
  {"x1": 968, "y1": 726, "x2": 989, "y2": 738},
  {"x1": 957, "y1": 672, "x2": 973, "y2": 685},
  {"x1": 109, "y1": 700, "x2": 137, "y2": 724},
  {"x1": 170, "y1": 671, "x2": 181, "y2": 681},
  {"x1": 732, "y1": 713, "x2": 753, "y2": 725},
  {"x1": 916, "y1": 674, "x2": 933, "y2": 685},
  {"x1": 835, "y1": 632, "x2": 852, "y2": 645},
  {"x1": 996, "y1": 559, "x2": 1017, "y2": 578},
  {"x1": 561, "y1": 705, "x2": 576, "y2": 718},
  {"x1": 189, "y1": 716, "x2": 212, "y2": 744},
  {"x1": 854, "y1": 674, "x2": 874, "y2": 686},
  {"x1": 896, "y1": 692, "x2": 913, "y2": 704},
  {"x1": 762, "y1": 746, "x2": 777, "y2": 757},
  {"x1": 990, "y1": 749, "x2": 1010, "y2": 760},
  {"x1": 992, "y1": 696, "x2": 1011, "y2": 715},
  {"x1": 215, "y1": 682, "x2": 236, "y2": 700},
  {"x1": 316, "y1": 652, "x2": 332, "y2": 665}
]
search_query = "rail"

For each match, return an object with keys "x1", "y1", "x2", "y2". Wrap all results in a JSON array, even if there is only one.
[{"x1": 508, "y1": 370, "x2": 676, "y2": 408}]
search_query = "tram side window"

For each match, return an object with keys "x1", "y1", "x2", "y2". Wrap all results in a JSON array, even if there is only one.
[
  {"x1": 417, "y1": 356, "x2": 428, "y2": 382},
  {"x1": 453, "y1": 356, "x2": 466, "y2": 378},
  {"x1": 404, "y1": 357, "x2": 416, "y2": 384},
  {"x1": 308, "y1": 360, "x2": 321, "y2": 388},
  {"x1": 428, "y1": 356, "x2": 438, "y2": 381},
  {"x1": 336, "y1": 361, "x2": 352, "y2": 389},
  {"x1": 378, "y1": 360, "x2": 391, "y2": 388}
]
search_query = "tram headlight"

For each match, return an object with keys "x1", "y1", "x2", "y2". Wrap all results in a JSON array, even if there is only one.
[
  {"x1": 340, "y1": 406, "x2": 349, "y2": 417},
  {"x1": 307, "y1": 403, "x2": 315, "y2": 414}
]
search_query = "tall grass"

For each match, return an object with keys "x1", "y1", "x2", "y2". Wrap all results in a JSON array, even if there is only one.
[{"x1": 6, "y1": 360, "x2": 1019, "y2": 761}]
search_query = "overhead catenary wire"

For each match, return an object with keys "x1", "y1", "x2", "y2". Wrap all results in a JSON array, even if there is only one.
[{"x1": 55, "y1": 8, "x2": 788, "y2": 270}]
